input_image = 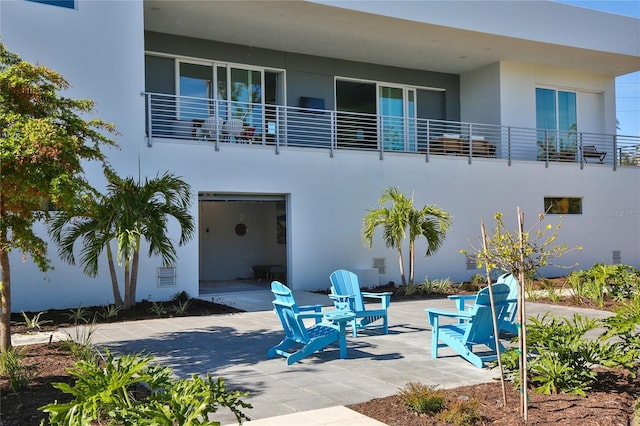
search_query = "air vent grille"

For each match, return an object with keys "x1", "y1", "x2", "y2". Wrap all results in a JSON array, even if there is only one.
[
  {"x1": 466, "y1": 255, "x2": 478, "y2": 270},
  {"x1": 372, "y1": 258, "x2": 386, "y2": 275},
  {"x1": 612, "y1": 250, "x2": 621, "y2": 264},
  {"x1": 157, "y1": 266, "x2": 176, "y2": 288}
]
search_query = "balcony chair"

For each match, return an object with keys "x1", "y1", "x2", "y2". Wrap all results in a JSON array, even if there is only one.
[
  {"x1": 268, "y1": 281, "x2": 341, "y2": 365},
  {"x1": 447, "y1": 273, "x2": 519, "y2": 335},
  {"x1": 329, "y1": 269, "x2": 392, "y2": 337},
  {"x1": 221, "y1": 118, "x2": 244, "y2": 143},
  {"x1": 582, "y1": 145, "x2": 606, "y2": 163},
  {"x1": 426, "y1": 282, "x2": 512, "y2": 368},
  {"x1": 198, "y1": 116, "x2": 223, "y2": 141}
]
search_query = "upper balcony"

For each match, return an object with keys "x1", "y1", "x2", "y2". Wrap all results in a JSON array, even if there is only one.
[{"x1": 144, "y1": 92, "x2": 640, "y2": 170}]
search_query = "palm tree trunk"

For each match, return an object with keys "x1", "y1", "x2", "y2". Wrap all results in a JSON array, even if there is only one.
[
  {"x1": 409, "y1": 239, "x2": 415, "y2": 285},
  {"x1": 106, "y1": 244, "x2": 124, "y2": 307},
  {"x1": 397, "y1": 247, "x2": 407, "y2": 286},
  {"x1": 128, "y1": 239, "x2": 140, "y2": 309},
  {"x1": 123, "y1": 260, "x2": 132, "y2": 309},
  {"x1": 0, "y1": 246, "x2": 12, "y2": 352}
]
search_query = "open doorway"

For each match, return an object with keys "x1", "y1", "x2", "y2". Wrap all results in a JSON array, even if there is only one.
[{"x1": 198, "y1": 193, "x2": 287, "y2": 295}]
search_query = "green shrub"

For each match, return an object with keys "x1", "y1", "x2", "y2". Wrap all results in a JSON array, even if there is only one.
[
  {"x1": 470, "y1": 273, "x2": 485, "y2": 286},
  {"x1": 171, "y1": 290, "x2": 190, "y2": 303},
  {"x1": 170, "y1": 299, "x2": 191, "y2": 315},
  {"x1": 567, "y1": 263, "x2": 640, "y2": 306},
  {"x1": 436, "y1": 397, "x2": 482, "y2": 426},
  {"x1": 499, "y1": 312, "x2": 626, "y2": 396},
  {"x1": 65, "y1": 305, "x2": 92, "y2": 324},
  {"x1": 40, "y1": 350, "x2": 252, "y2": 425},
  {"x1": 99, "y1": 304, "x2": 123, "y2": 320},
  {"x1": 601, "y1": 295, "x2": 640, "y2": 372},
  {"x1": 459, "y1": 281, "x2": 480, "y2": 292},
  {"x1": 0, "y1": 347, "x2": 34, "y2": 393},
  {"x1": 16, "y1": 310, "x2": 52, "y2": 331},
  {"x1": 148, "y1": 301, "x2": 168, "y2": 317},
  {"x1": 59, "y1": 317, "x2": 99, "y2": 363},
  {"x1": 398, "y1": 382, "x2": 446, "y2": 415}
]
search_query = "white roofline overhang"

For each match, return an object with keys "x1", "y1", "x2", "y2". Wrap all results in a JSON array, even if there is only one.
[{"x1": 144, "y1": 0, "x2": 640, "y2": 77}]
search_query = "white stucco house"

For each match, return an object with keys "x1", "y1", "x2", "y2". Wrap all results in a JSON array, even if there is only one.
[{"x1": 1, "y1": 0, "x2": 639, "y2": 312}]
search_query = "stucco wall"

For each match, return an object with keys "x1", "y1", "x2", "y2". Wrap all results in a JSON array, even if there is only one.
[
  {"x1": 2, "y1": 0, "x2": 148, "y2": 311},
  {"x1": 137, "y1": 141, "x2": 640, "y2": 295},
  {"x1": 499, "y1": 62, "x2": 613, "y2": 134},
  {"x1": 2, "y1": 1, "x2": 635, "y2": 313}
]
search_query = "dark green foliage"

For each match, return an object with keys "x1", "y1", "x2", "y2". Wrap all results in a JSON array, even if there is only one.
[
  {"x1": 0, "y1": 347, "x2": 34, "y2": 393},
  {"x1": 499, "y1": 313, "x2": 630, "y2": 396},
  {"x1": 567, "y1": 263, "x2": 640, "y2": 306},
  {"x1": 40, "y1": 351, "x2": 252, "y2": 425},
  {"x1": 172, "y1": 290, "x2": 190, "y2": 303}
]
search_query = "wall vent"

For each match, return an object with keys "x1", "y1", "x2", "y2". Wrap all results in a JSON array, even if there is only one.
[
  {"x1": 372, "y1": 258, "x2": 386, "y2": 275},
  {"x1": 465, "y1": 254, "x2": 478, "y2": 270},
  {"x1": 157, "y1": 266, "x2": 176, "y2": 288},
  {"x1": 612, "y1": 250, "x2": 621, "y2": 264}
]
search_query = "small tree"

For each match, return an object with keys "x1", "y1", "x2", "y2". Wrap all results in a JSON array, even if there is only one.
[
  {"x1": 49, "y1": 171, "x2": 195, "y2": 309},
  {"x1": 462, "y1": 209, "x2": 581, "y2": 420},
  {"x1": 0, "y1": 43, "x2": 115, "y2": 351},
  {"x1": 362, "y1": 187, "x2": 451, "y2": 286}
]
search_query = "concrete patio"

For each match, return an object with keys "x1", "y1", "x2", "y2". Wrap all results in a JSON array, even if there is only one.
[{"x1": 70, "y1": 289, "x2": 612, "y2": 425}]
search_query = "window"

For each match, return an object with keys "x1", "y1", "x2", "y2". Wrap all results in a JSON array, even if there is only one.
[
  {"x1": 335, "y1": 79, "x2": 418, "y2": 150},
  {"x1": 536, "y1": 88, "x2": 577, "y2": 152},
  {"x1": 544, "y1": 197, "x2": 582, "y2": 214},
  {"x1": 176, "y1": 60, "x2": 284, "y2": 140},
  {"x1": 178, "y1": 63, "x2": 213, "y2": 120},
  {"x1": 27, "y1": 0, "x2": 75, "y2": 9}
]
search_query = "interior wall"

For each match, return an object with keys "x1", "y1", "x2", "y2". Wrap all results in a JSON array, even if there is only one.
[{"x1": 199, "y1": 201, "x2": 286, "y2": 281}]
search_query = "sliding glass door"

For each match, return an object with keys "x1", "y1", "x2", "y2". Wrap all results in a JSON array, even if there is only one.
[
  {"x1": 536, "y1": 88, "x2": 577, "y2": 153},
  {"x1": 379, "y1": 85, "x2": 416, "y2": 151}
]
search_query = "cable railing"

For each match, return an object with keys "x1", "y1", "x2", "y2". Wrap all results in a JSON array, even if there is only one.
[{"x1": 144, "y1": 92, "x2": 640, "y2": 170}]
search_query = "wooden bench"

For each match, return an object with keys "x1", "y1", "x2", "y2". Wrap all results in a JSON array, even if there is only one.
[{"x1": 470, "y1": 139, "x2": 496, "y2": 157}]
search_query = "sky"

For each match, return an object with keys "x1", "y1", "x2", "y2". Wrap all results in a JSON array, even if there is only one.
[{"x1": 554, "y1": 1, "x2": 640, "y2": 137}]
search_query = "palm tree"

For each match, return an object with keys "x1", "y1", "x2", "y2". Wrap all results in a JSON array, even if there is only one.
[
  {"x1": 362, "y1": 187, "x2": 451, "y2": 286},
  {"x1": 49, "y1": 171, "x2": 195, "y2": 308}
]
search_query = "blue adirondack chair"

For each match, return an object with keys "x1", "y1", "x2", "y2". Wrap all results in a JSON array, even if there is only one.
[
  {"x1": 447, "y1": 273, "x2": 519, "y2": 335},
  {"x1": 329, "y1": 269, "x2": 391, "y2": 337},
  {"x1": 426, "y1": 282, "x2": 512, "y2": 368},
  {"x1": 268, "y1": 281, "x2": 341, "y2": 365}
]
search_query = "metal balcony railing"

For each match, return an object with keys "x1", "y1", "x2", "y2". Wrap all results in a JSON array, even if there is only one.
[{"x1": 144, "y1": 92, "x2": 640, "y2": 170}]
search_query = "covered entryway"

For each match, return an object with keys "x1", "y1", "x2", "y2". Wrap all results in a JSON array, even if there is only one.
[{"x1": 198, "y1": 193, "x2": 288, "y2": 295}]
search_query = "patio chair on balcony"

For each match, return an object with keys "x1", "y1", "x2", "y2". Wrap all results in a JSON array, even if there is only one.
[
  {"x1": 222, "y1": 118, "x2": 244, "y2": 143},
  {"x1": 199, "y1": 116, "x2": 224, "y2": 141},
  {"x1": 582, "y1": 145, "x2": 606, "y2": 163}
]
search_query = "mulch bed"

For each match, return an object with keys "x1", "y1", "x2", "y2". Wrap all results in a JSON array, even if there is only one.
[{"x1": 349, "y1": 368, "x2": 640, "y2": 425}]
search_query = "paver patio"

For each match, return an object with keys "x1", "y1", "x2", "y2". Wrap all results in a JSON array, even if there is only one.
[{"x1": 71, "y1": 292, "x2": 611, "y2": 425}]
